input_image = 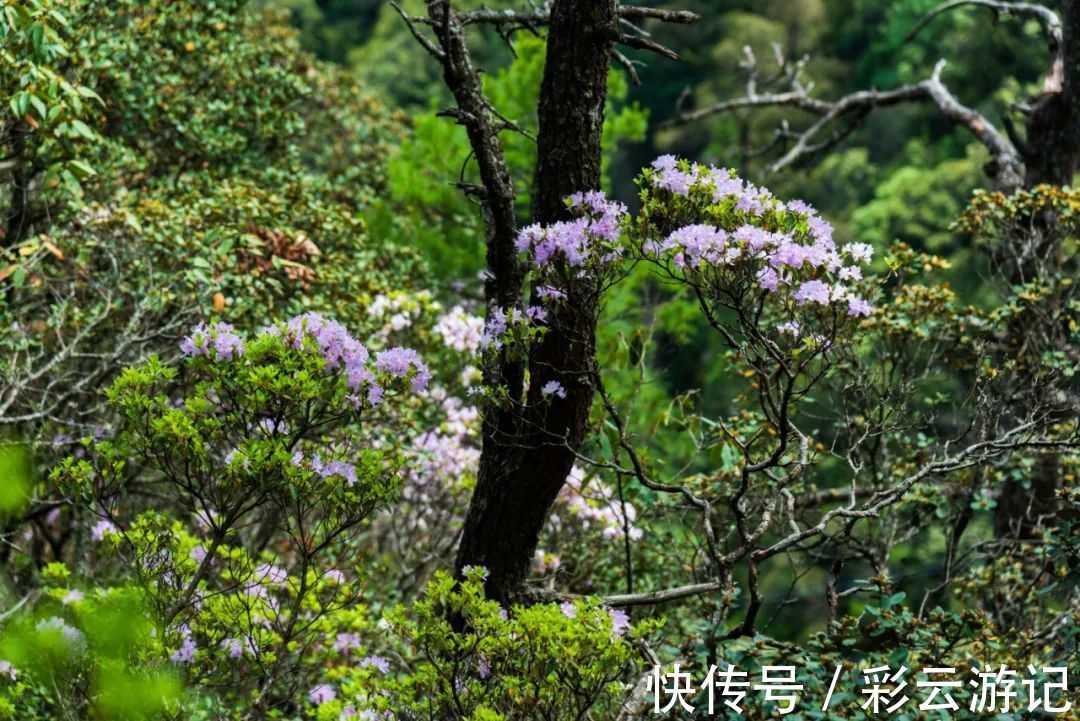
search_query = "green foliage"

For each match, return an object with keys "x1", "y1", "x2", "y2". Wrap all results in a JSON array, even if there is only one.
[
  {"x1": 1, "y1": 0, "x2": 101, "y2": 223},
  {"x1": 311, "y1": 570, "x2": 657, "y2": 721},
  {"x1": 0, "y1": 587, "x2": 180, "y2": 720},
  {"x1": 370, "y1": 35, "x2": 647, "y2": 280},
  {"x1": 76, "y1": 0, "x2": 305, "y2": 174},
  {"x1": 851, "y1": 146, "x2": 982, "y2": 253},
  {"x1": 0, "y1": 444, "x2": 32, "y2": 520}
]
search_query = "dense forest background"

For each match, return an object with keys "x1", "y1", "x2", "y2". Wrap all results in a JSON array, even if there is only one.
[{"x1": 273, "y1": 0, "x2": 1042, "y2": 282}]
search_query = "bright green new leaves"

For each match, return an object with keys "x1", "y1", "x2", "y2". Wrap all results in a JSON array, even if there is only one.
[
  {"x1": 0, "y1": 586, "x2": 180, "y2": 721},
  {"x1": 307, "y1": 569, "x2": 659, "y2": 721},
  {"x1": 0, "y1": 444, "x2": 32, "y2": 519}
]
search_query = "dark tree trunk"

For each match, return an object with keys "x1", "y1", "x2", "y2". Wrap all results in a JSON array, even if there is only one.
[
  {"x1": 453, "y1": 0, "x2": 617, "y2": 603},
  {"x1": 423, "y1": 2, "x2": 529, "y2": 534},
  {"x1": 994, "y1": 0, "x2": 1080, "y2": 538},
  {"x1": 426, "y1": 1, "x2": 523, "y2": 316},
  {"x1": 1023, "y1": 0, "x2": 1080, "y2": 188}
]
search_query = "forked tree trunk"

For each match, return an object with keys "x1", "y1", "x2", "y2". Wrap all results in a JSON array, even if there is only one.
[{"x1": 453, "y1": 0, "x2": 617, "y2": 602}]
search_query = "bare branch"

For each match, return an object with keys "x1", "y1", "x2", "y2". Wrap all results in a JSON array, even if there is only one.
[
  {"x1": 921, "y1": 59, "x2": 1025, "y2": 187},
  {"x1": 665, "y1": 45, "x2": 1025, "y2": 187},
  {"x1": 456, "y1": 5, "x2": 699, "y2": 27},
  {"x1": 906, "y1": 0, "x2": 1063, "y2": 91},
  {"x1": 618, "y1": 6, "x2": 700, "y2": 24},
  {"x1": 612, "y1": 49, "x2": 642, "y2": 85},
  {"x1": 453, "y1": 3, "x2": 694, "y2": 62},
  {"x1": 603, "y1": 578, "x2": 726, "y2": 608},
  {"x1": 389, "y1": 2, "x2": 445, "y2": 60},
  {"x1": 588, "y1": 419, "x2": 1078, "y2": 611},
  {"x1": 458, "y1": 8, "x2": 548, "y2": 26},
  {"x1": 606, "y1": 28, "x2": 681, "y2": 61}
]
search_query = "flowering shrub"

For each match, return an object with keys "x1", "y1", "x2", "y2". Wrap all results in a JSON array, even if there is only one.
[
  {"x1": 636, "y1": 156, "x2": 875, "y2": 340},
  {"x1": 301, "y1": 568, "x2": 657, "y2": 721},
  {"x1": 479, "y1": 156, "x2": 877, "y2": 382},
  {"x1": 34, "y1": 315, "x2": 430, "y2": 717}
]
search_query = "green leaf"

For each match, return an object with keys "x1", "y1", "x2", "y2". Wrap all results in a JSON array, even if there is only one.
[{"x1": 68, "y1": 159, "x2": 96, "y2": 178}]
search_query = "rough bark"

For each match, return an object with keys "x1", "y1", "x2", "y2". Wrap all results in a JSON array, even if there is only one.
[
  {"x1": 423, "y1": 1, "x2": 524, "y2": 314},
  {"x1": 1023, "y1": 0, "x2": 1080, "y2": 186},
  {"x1": 994, "y1": 0, "x2": 1080, "y2": 537},
  {"x1": 453, "y1": 0, "x2": 617, "y2": 603}
]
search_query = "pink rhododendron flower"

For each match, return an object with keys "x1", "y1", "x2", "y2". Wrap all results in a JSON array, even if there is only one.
[{"x1": 309, "y1": 684, "x2": 336, "y2": 705}]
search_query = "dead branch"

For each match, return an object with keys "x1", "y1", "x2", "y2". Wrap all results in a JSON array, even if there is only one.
[
  {"x1": 403, "y1": 3, "x2": 697, "y2": 62},
  {"x1": 665, "y1": 43, "x2": 1025, "y2": 187},
  {"x1": 906, "y1": 0, "x2": 1063, "y2": 91},
  {"x1": 592, "y1": 418, "x2": 1078, "y2": 610}
]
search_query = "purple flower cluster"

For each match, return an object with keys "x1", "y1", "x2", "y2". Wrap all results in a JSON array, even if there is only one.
[
  {"x1": 170, "y1": 632, "x2": 198, "y2": 665},
  {"x1": 181, "y1": 313, "x2": 431, "y2": 403},
  {"x1": 433, "y1": 305, "x2": 484, "y2": 353},
  {"x1": 180, "y1": 322, "x2": 245, "y2": 360},
  {"x1": 374, "y1": 347, "x2": 431, "y2": 392},
  {"x1": 333, "y1": 632, "x2": 364, "y2": 654},
  {"x1": 479, "y1": 306, "x2": 532, "y2": 351},
  {"x1": 647, "y1": 157, "x2": 875, "y2": 321},
  {"x1": 35, "y1": 617, "x2": 86, "y2": 658},
  {"x1": 359, "y1": 655, "x2": 390, "y2": 674},
  {"x1": 540, "y1": 380, "x2": 567, "y2": 400},
  {"x1": 285, "y1": 313, "x2": 368, "y2": 368},
  {"x1": 91, "y1": 518, "x2": 117, "y2": 541},
  {"x1": 398, "y1": 392, "x2": 481, "y2": 541},
  {"x1": 319, "y1": 459, "x2": 359, "y2": 486},
  {"x1": 254, "y1": 563, "x2": 288, "y2": 587},
  {"x1": 515, "y1": 190, "x2": 626, "y2": 271},
  {"x1": 545, "y1": 466, "x2": 643, "y2": 543},
  {"x1": 608, "y1": 608, "x2": 631, "y2": 637},
  {"x1": 61, "y1": 589, "x2": 84, "y2": 605},
  {"x1": 408, "y1": 432, "x2": 479, "y2": 490},
  {"x1": 309, "y1": 683, "x2": 336, "y2": 705},
  {"x1": 651, "y1": 155, "x2": 773, "y2": 212},
  {"x1": 661, "y1": 224, "x2": 740, "y2": 268},
  {"x1": 293, "y1": 450, "x2": 360, "y2": 487},
  {"x1": 219, "y1": 636, "x2": 257, "y2": 659}
]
